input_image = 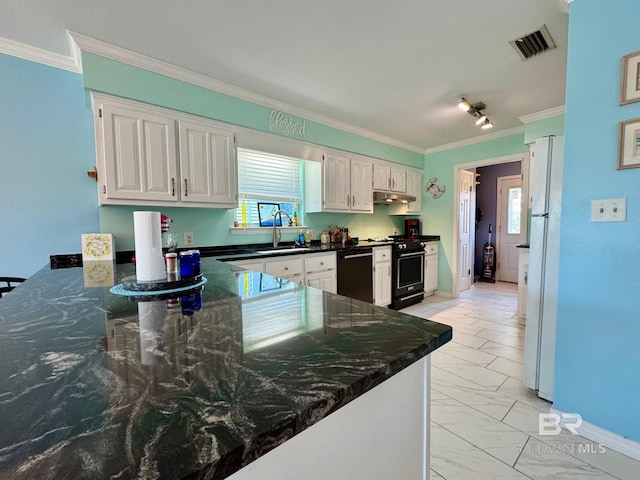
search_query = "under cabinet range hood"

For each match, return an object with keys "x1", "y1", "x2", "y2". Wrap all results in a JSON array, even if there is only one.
[{"x1": 373, "y1": 191, "x2": 417, "y2": 205}]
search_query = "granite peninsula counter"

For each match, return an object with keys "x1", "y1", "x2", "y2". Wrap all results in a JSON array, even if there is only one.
[{"x1": 0, "y1": 257, "x2": 451, "y2": 479}]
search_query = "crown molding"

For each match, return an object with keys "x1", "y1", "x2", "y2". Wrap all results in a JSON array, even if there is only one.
[
  {"x1": 518, "y1": 105, "x2": 565, "y2": 124},
  {"x1": 69, "y1": 31, "x2": 424, "y2": 154},
  {"x1": 0, "y1": 36, "x2": 80, "y2": 72},
  {"x1": 424, "y1": 125, "x2": 525, "y2": 155}
]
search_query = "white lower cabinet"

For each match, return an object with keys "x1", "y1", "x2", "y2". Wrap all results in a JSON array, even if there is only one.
[
  {"x1": 264, "y1": 257, "x2": 305, "y2": 283},
  {"x1": 226, "y1": 252, "x2": 337, "y2": 293},
  {"x1": 228, "y1": 260, "x2": 265, "y2": 273},
  {"x1": 424, "y1": 242, "x2": 438, "y2": 296},
  {"x1": 304, "y1": 253, "x2": 337, "y2": 293},
  {"x1": 373, "y1": 246, "x2": 392, "y2": 307}
]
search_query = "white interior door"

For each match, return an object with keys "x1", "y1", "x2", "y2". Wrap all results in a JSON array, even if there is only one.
[
  {"x1": 458, "y1": 170, "x2": 473, "y2": 291},
  {"x1": 496, "y1": 175, "x2": 522, "y2": 283}
]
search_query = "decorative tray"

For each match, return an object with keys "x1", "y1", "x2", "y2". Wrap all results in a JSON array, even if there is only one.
[
  {"x1": 120, "y1": 273, "x2": 203, "y2": 292},
  {"x1": 110, "y1": 277, "x2": 207, "y2": 301}
]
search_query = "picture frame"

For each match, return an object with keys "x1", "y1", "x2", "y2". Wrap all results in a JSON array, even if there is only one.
[
  {"x1": 617, "y1": 117, "x2": 640, "y2": 169},
  {"x1": 620, "y1": 49, "x2": 640, "y2": 105},
  {"x1": 257, "y1": 202, "x2": 281, "y2": 227}
]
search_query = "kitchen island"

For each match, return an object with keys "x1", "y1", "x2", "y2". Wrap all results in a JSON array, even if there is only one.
[{"x1": 0, "y1": 257, "x2": 451, "y2": 479}]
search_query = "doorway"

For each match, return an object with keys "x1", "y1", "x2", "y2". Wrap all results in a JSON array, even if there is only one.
[
  {"x1": 452, "y1": 153, "x2": 529, "y2": 298},
  {"x1": 458, "y1": 169, "x2": 474, "y2": 292},
  {"x1": 496, "y1": 175, "x2": 522, "y2": 283}
]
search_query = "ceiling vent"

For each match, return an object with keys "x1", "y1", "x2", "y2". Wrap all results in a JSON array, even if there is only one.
[{"x1": 510, "y1": 25, "x2": 556, "y2": 60}]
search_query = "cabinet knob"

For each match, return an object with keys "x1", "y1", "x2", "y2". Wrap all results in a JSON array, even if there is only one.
[
  {"x1": 320, "y1": 262, "x2": 324, "y2": 266},
  {"x1": 284, "y1": 267, "x2": 288, "y2": 271}
]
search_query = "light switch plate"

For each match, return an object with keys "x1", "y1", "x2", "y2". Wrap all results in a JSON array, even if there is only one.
[
  {"x1": 591, "y1": 198, "x2": 627, "y2": 222},
  {"x1": 184, "y1": 232, "x2": 195, "y2": 246}
]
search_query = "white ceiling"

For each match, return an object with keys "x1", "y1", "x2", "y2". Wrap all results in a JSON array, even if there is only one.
[{"x1": 1, "y1": 0, "x2": 569, "y2": 152}]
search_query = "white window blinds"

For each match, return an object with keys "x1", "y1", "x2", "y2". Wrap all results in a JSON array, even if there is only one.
[{"x1": 237, "y1": 149, "x2": 302, "y2": 202}]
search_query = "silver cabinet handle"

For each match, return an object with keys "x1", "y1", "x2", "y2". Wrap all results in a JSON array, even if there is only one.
[
  {"x1": 352, "y1": 195, "x2": 355, "y2": 206},
  {"x1": 343, "y1": 253, "x2": 373, "y2": 259},
  {"x1": 171, "y1": 178, "x2": 176, "y2": 196},
  {"x1": 347, "y1": 194, "x2": 350, "y2": 206},
  {"x1": 184, "y1": 179, "x2": 188, "y2": 197}
]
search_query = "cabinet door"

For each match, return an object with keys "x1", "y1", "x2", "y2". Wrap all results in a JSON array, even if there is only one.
[
  {"x1": 264, "y1": 257, "x2": 305, "y2": 278},
  {"x1": 390, "y1": 167, "x2": 406, "y2": 193},
  {"x1": 350, "y1": 158, "x2": 373, "y2": 212},
  {"x1": 372, "y1": 164, "x2": 391, "y2": 190},
  {"x1": 374, "y1": 261, "x2": 392, "y2": 307},
  {"x1": 178, "y1": 119, "x2": 237, "y2": 207},
  {"x1": 306, "y1": 270, "x2": 337, "y2": 293},
  {"x1": 101, "y1": 103, "x2": 178, "y2": 202},
  {"x1": 424, "y1": 254, "x2": 438, "y2": 295},
  {"x1": 406, "y1": 171, "x2": 422, "y2": 213},
  {"x1": 322, "y1": 153, "x2": 351, "y2": 211}
]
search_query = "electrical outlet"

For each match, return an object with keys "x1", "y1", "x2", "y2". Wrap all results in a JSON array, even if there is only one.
[{"x1": 184, "y1": 232, "x2": 195, "y2": 246}]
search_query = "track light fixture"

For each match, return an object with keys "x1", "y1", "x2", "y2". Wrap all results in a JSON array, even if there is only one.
[{"x1": 458, "y1": 97, "x2": 493, "y2": 129}]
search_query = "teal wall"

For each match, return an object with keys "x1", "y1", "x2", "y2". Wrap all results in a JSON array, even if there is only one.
[
  {"x1": 523, "y1": 114, "x2": 565, "y2": 145},
  {"x1": 553, "y1": 0, "x2": 640, "y2": 442},
  {"x1": 423, "y1": 135, "x2": 528, "y2": 293},
  {"x1": 83, "y1": 53, "x2": 419, "y2": 248},
  {"x1": 0, "y1": 53, "x2": 98, "y2": 277},
  {"x1": 100, "y1": 205, "x2": 405, "y2": 251}
]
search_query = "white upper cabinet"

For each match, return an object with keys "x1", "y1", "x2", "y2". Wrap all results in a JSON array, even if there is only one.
[
  {"x1": 306, "y1": 152, "x2": 373, "y2": 213},
  {"x1": 350, "y1": 156, "x2": 373, "y2": 212},
  {"x1": 389, "y1": 169, "x2": 422, "y2": 215},
  {"x1": 178, "y1": 119, "x2": 237, "y2": 207},
  {"x1": 322, "y1": 152, "x2": 352, "y2": 211},
  {"x1": 100, "y1": 101, "x2": 178, "y2": 203},
  {"x1": 373, "y1": 163, "x2": 406, "y2": 193},
  {"x1": 94, "y1": 94, "x2": 237, "y2": 208}
]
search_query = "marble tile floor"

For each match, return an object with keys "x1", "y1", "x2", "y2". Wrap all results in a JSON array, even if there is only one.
[{"x1": 401, "y1": 282, "x2": 640, "y2": 480}]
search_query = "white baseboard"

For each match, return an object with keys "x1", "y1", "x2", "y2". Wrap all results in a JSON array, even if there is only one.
[
  {"x1": 433, "y1": 290, "x2": 453, "y2": 299},
  {"x1": 552, "y1": 407, "x2": 640, "y2": 461}
]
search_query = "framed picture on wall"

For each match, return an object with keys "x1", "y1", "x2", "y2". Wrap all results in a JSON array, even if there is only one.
[
  {"x1": 620, "y1": 49, "x2": 640, "y2": 105},
  {"x1": 618, "y1": 117, "x2": 640, "y2": 169}
]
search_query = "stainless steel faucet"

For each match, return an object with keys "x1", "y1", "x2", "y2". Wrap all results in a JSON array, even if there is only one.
[{"x1": 272, "y1": 210, "x2": 293, "y2": 248}]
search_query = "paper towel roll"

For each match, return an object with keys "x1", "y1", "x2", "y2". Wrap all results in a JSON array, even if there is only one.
[{"x1": 134, "y1": 211, "x2": 166, "y2": 282}]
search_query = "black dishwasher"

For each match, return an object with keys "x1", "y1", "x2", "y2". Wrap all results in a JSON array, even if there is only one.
[{"x1": 337, "y1": 247, "x2": 373, "y2": 303}]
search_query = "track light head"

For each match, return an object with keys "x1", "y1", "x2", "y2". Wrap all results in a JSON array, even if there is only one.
[
  {"x1": 457, "y1": 97, "x2": 493, "y2": 129},
  {"x1": 458, "y1": 98, "x2": 472, "y2": 111},
  {"x1": 474, "y1": 114, "x2": 487, "y2": 126}
]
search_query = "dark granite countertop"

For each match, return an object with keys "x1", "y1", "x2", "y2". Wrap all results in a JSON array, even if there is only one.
[
  {"x1": 0, "y1": 257, "x2": 451, "y2": 479},
  {"x1": 49, "y1": 236, "x2": 441, "y2": 268}
]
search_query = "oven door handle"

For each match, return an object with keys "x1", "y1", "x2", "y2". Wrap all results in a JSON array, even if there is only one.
[
  {"x1": 342, "y1": 252, "x2": 373, "y2": 260},
  {"x1": 398, "y1": 252, "x2": 425, "y2": 258}
]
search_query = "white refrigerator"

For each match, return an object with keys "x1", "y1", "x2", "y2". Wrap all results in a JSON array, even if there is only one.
[{"x1": 523, "y1": 135, "x2": 564, "y2": 402}]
